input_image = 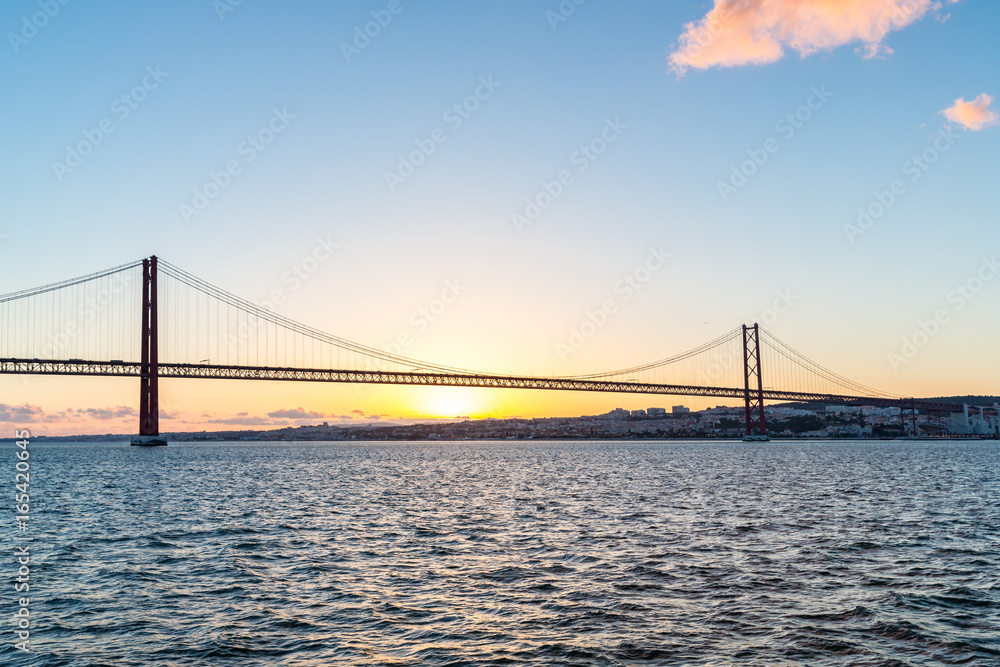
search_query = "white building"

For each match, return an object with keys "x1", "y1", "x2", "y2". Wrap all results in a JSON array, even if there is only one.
[{"x1": 950, "y1": 404, "x2": 1000, "y2": 435}]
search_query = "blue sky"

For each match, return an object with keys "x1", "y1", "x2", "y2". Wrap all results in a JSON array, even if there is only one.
[{"x1": 1, "y1": 0, "x2": 998, "y2": 433}]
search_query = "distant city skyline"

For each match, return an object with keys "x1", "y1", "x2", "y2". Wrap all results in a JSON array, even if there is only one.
[{"x1": 2, "y1": 0, "x2": 998, "y2": 435}]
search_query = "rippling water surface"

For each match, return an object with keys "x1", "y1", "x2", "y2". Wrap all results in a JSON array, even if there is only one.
[{"x1": 6, "y1": 440, "x2": 1000, "y2": 666}]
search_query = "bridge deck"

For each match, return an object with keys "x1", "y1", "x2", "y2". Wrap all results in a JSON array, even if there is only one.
[{"x1": 0, "y1": 358, "x2": 969, "y2": 413}]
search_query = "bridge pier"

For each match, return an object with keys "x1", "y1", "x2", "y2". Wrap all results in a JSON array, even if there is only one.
[{"x1": 133, "y1": 256, "x2": 164, "y2": 446}]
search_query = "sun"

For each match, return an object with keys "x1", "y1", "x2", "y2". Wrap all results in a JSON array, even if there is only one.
[{"x1": 417, "y1": 387, "x2": 486, "y2": 419}]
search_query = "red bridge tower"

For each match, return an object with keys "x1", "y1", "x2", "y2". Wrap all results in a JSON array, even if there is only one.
[
  {"x1": 133, "y1": 256, "x2": 164, "y2": 446},
  {"x1": 742, "y1": 323, "x2": 768, "y2": 441}
]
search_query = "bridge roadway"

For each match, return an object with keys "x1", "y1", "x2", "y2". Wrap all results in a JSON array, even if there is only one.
[{"x1": 0, "y1": 358, "x2": 967, "y2": 413}]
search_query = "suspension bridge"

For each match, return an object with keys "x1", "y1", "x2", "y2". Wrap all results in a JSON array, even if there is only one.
[{"x1": 0, "y1": 256, "x2": 989, "y2": 444}]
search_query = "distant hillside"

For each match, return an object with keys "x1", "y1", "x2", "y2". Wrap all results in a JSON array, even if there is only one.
[
  {"x1": 772, "y1": 396, "x2": 999, "y2": 410},
  {"x1": 929, "y1": 396, "x2": 1000, "y2": 406}
]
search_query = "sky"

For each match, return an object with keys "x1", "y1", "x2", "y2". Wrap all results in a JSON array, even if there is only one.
[{"x1": 1, "y1": 0, "x2": 998, "y2": 436}]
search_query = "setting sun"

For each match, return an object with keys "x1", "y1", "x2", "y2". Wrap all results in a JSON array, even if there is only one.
[{"x1": 417, "y1": 386, "x2": 488, "y2": 418}]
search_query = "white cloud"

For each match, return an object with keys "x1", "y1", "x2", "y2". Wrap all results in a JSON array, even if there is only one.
[
  {"x1": 670, "y1": 0, "x2": 957, "y2": 75},
  {"x1": 941, "y1": 93, "x2": 999, "y2": 131}
]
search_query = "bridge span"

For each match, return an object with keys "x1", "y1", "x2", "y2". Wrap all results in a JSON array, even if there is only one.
[{"x1": 0, "y1": 256, "x2": 992, "y2": 441}]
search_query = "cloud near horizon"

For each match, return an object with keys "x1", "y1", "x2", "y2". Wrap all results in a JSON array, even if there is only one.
[
  {"x1": 208, "y1": 415, "x2": 286, "y2": 426},
  {"x1": 0, "y1": 401, "x2": 397, "y2": 436},
  {"x1": 76, "y1": 406, "x2": 136, "y2": 420},
  {"x1": 209, "y1": 407, "x2": 369, "y2": 426},
  {"x1": 0, "y1": 403, "x2": 45, "y2": 422},
  {"x1": 941, "y1": 93, "x2": 999, "y2": 131},
  {"x1": 0, "y1": 403, "x2": 137, "y2": 423},
  {"x1": 266, "y1": 407, "x2": 326, "y2": 419},
  {"x1": 669, "y1": 0, "x2": 957, "y2": 75},
  {"x1": 0, "y1": 403, "x2": 139, "y2": 434}
]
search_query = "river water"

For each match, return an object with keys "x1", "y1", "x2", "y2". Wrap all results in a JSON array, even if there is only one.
[{"x1": 4, "y1": 440, "x2": 999, "y2": 666}]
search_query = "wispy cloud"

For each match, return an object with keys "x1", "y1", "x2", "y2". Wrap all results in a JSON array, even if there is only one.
[
  {"x1": 0, "y1": 403, "x2": 136, "y2": 423},
  {"x1": 0, "y1": 403, "x2": 45, "y2": 422},
  {"x1": 75, "y1": 406, "x2": 137, "y2": 420},
  {"x1": 1, "y1": 402, "x2": 392, "y2": 435},
  {"x1": 1, "y1": 402, "x2": 139, "y2": 433},
  {"x1": 266, "y1": 407, "x2": 326, "y2": 419},
  {"x1": 669, "y1": 0, "x2": 957, "y2": 75},
  {"x1": 208, "y1": 415, "x2": 286, "y2": 426},
  {"x1": 941, "y1": 93, "x2": 999, "y2": 131}
]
